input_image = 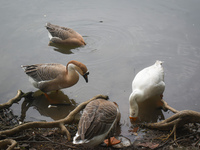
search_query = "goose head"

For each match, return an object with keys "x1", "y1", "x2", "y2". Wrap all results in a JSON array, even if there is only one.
[
  {"x1": 67, "y1": 60, "x2": 89, "y2": 83},
  {"x1": 129, "y1": 90, "x2": 143, "y2": 120}
]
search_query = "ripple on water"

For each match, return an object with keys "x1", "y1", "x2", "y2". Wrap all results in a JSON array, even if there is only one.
[
  {"x1": 14, "y1": 20, "x2": 48, "y2": 43},
  {"x1": 65, "y1": 19, "x2": 135, "y2": 63},
  {"x1": 176, "y1": 42, "x2": 200, "y2": 80}
]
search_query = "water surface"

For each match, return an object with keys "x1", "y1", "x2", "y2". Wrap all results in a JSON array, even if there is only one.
[{"x1": 0, "y1": 0, "x2": 200, "y2": 142}]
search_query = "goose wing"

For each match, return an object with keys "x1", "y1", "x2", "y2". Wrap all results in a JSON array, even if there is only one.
[
  {"x1": 78, "y1": 99, "x2": 118, "y2": 140},
  {"x1": 132, "y1": 61, "x2": 165, "y2": 97},
  {"x1": 21, "y1": 63, "x2": 65, "y2": 82},
  {"x1": 46, "y1": 23, "x2": 76, "y2": 40}
]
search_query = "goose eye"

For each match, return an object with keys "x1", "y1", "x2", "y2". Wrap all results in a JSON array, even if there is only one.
[{"x1": 84, "y1": 71, "x2": 89, "y2": 76}]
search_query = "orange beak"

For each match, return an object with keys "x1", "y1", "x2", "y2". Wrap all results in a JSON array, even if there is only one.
[{"x1": 129, "y1": 116, "x2": 138, "y2": 121}]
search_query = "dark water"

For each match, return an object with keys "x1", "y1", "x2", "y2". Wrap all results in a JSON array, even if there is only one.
[{"x1": 0, "y1": 0, "x2": 200, "y2": 142}]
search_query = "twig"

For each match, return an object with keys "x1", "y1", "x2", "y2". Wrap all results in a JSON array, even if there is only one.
[
  {"x1": 39, "y1": 135, "x2": 77, "y2": 149},
  {"x1": 171, "y1": 132, "x2": 200, "y2": 145},
  {"x1": 195, "y1": 138, "x2": 200, "y2": 146},
  {"x1": 155, "y1": 139, "x2": 171, "y2": 150}
]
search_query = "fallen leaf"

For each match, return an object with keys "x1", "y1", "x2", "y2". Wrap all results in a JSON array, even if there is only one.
[
  {"x1": 133, "y1": 127, "x2": 139, "y2": 132},
  {"x1": 104, "y1": 137, "x2": 121, "y2": 146},
  {"x1": 133, "y1": 132, "x2": 138, "y2": 136}
]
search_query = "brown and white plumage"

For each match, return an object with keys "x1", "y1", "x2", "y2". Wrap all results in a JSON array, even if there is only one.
[
  {"x1": 73, "y1": 99, "x2": 120, "y2": 147},
  {"x1": 21, "y1": 60, "x2": 89, "y2": 93},
  {"x1": 45, "y1": 23, "x2": 86, "y2": 46}
]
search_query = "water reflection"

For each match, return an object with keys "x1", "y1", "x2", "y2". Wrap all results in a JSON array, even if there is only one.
[
  {"x1": 128, "y1": 97, "x2": 165, "y2": 143},
  {"x1": 20, "y1": 90, "x2": 78, "y2": 122},
  {"x1": 49, "y1": 42, "x2": 78, "y2": 54},
  {"x1": 130, "y1": 97, "x2": 165, "y2": 124}
]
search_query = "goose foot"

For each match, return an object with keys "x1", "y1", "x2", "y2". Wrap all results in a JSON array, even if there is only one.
[
  {"x1": 104, "y1": 137, "x2": 121, "y2": 146},
  {"x1": 129, "y1": 116, "x2": 138, "y2": 121},
  {"x1": 43, "y1": 93, "x2": 70, "y2": 108}
]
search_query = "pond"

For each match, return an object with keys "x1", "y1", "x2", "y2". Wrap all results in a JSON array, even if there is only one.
[{"x1": 0, "y1": 0, "x2": 200, "y2": 143}]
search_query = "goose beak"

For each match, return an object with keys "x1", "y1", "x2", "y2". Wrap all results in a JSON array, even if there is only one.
[
  {"x1": 83, "y1": 71, "x2": 89, "y2": 83},
  {"x1": 129, "y1": 116, "x2": 138, "y2": 121}
]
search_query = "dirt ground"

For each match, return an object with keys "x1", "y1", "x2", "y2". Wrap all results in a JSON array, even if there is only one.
[{"x1": 0, "y1": 106, "x2": 200, "y2": 150}]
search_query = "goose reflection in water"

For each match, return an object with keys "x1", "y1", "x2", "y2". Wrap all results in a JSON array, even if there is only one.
[
  {"x1": 129, "y1": 95, "x2": 165, "y2": 125},
  {"x1": 128, "y1": 96, "x2": 165, "y2": 138},
  {"x1": 20, "y1": 90, "x2": 78, "y2": 122},
  {"x1": 49, "y1": 42, "x2": 74, "y2": 54}
]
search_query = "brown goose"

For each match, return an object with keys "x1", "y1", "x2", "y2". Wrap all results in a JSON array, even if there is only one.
[
  {"x1": 45, "y1": 23, "x2": 86, "y2": 46},
  {"x1": 73, "y1": 99, "x2": 121, "y2": 148},
  {"x1": 21, "y1": 60, "x2": 89, "y2": 93}
]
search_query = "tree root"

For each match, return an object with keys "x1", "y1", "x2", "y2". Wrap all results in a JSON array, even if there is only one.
[
  {"x1": 143, "y1": 99, "x2": 200, "y2": 141},
  {"x1": 0, "y1": 139, "x2": 17, "y2": 150},
  {"x1": 145, "y1": 110, "x2": 200, "y2": 130},
  {"x1": 0, "y1": 91, "x2": 108, "y2": 143},
  {"x1": 161, "y1": 99, "x2": 179, "y2": 113},
  {"x1": 0, "y1": 90, "x2": 34, "y2": 109}
]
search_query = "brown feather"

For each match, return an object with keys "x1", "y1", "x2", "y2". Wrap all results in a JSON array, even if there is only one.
[
  {"x1": 67, "y1": 60, "x2": 88, "y2": 74},
  {"x1": 46, "y1": 23, "x2": 86, "y2": 46},
  {"x1": 77, "y1": 99, "x2": 119, "y2": 141}
]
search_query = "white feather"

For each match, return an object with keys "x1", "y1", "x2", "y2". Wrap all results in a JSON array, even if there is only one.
[
  {"x1": 129, "y1": 60, "x2": 165, "y2": 118},
  {"x1": 48, "y1": 32, "x2": 53, "y2": 40}
]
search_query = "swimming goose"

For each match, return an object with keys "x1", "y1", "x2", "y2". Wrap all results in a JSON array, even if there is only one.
[
  {"x1": 129, "y1": 60, "x2": 165, "y2": 121},
  {"x1": 21, "y1": 60, "x2": 89, "y2": 93},
  {"x1": 45, "y1": 23, "x2": 86, "y2": 46},
  {"x1": 73, "y1": 99, "x2": 121, "y2": 148}
]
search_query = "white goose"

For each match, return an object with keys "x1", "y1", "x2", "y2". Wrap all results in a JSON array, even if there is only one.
[
  {"x1": 45, "y1": 23, "x2": 86, "y2": 46},
  {"x1": 21, "y1": 60, "x2": 89, "y2": 93},
  {"x1": 73, "y1": 99, "x2": 121, "y2": 148},
  {"x1": 129, "y1": 60, "x2": 165, "y2": 120}
]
